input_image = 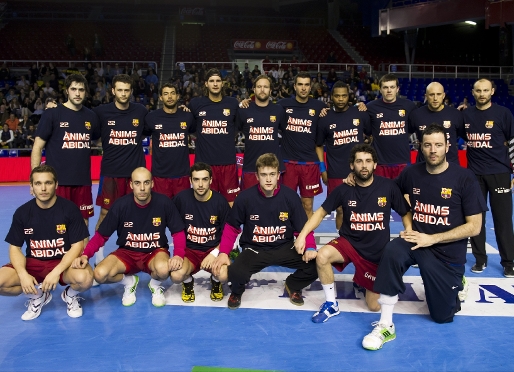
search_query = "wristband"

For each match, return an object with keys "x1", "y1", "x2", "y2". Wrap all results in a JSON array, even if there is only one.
[
  {"x1": 306, "y1": 247, "x2": 317, "y2": 251},
  {"x1": 319, "y1": 162, "x2": 327, "y2": 173},
  {"x1": 210, "y1": 248, "x2": 220, "y2": 257}
]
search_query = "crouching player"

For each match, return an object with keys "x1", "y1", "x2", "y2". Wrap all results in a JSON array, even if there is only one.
[
  {"x1": 0, "y1": 165, "x2": 93, "y2": 320},
  {"x1": 296, "y1": 144, "x2": 411, "y2": 322},
  {"x1": 73, "y1": 167, "x2": 186, "y2": 307}
]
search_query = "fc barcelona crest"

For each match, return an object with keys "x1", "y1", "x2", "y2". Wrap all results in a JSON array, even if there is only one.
[
  {"x1": 132, "y1": 119, "x2": 139, "y2": 127},
  {"x1": 398, "y1": 110, "x2": 406, "y2": 117},
  {"x1": 441, "y1": 188, "x2": 452, "y2": 199},
  {"x1": 85, "y1": 121, "x2": 91, "y2": 130},
  {"x1": 377, "y1": 197, "x2": 387, "y2": 207},
  {"x1": 223, "y1": 109, "x2": 230, "y2": 116},
  {"x1": 485, "y1": 121, "x2": 494, "y2": 129},
  {"x1": 210, "y1": 215, "x2": 218, "y2": 224},
  {"x1": 152, "y1": 217, "x2": 161, "y2": 226},
  {"x1": 279, "y1": 212, "x2": 289, "y2": 221},
  {"x1": 443, "y1": 121, "x2": 451, "y2": 129},
  {"x1": 180, "y1": 122, "x2": 187, "y2": 130},
  {"x1": 270, "y1": 116, "x2": 276, "y2": 123},
  {"x1": 309, "y1": 109, "x2": 315, "y2": 117},
  {"x1": 56, "y1": 224, "x2": 66, "y2": 234},
  {"x1": 353, "y1": 119, "x2": 360, "y2": 126}
]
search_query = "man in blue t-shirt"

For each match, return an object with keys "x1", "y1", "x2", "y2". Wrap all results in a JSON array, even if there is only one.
[{"x1": 361, "y1": 124, "x2": 487, "y2": 351}]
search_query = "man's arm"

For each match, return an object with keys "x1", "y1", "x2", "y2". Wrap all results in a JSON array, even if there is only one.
[
  {"x1": 402, "y1": 213, "x2": 482, "y2": 250},
  {"x1": 30, "y1": 137, "x2": 46, "y2": 169},
  {"x1": 295, "y1": 206, "x2": 328, "y2": 250},
  {"x1": 315, "y1": 145, "x2": 328, "y2": 185},
  {"x1": 9, "y1": 245, "x2": 38, "y2": 295},
  {"x1": 400, "y1": 211, "x2": 413, "y2": 233},
  {"x1": 41, "y1": 241, "x2": 84, "y2": 292}
]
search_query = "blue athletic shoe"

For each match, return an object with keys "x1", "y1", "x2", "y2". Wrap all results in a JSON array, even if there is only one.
[{"x1": 312, "y1": 301, "x2": 340, "y2": 323}]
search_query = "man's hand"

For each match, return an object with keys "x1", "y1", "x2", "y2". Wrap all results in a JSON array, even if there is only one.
[
  {"x1": 319, "y1": 107, "x2": 329, "y2": 117},
  {"x1": 356, "y1": 102, "x2": 367, "y2": 111},
  {"x1": 178, "y1": 105, "x2": 191, "y2": 112},
  {"x1": 344, "y1": 173, "x2": 356, "y2": 187},
  {"x1": 302, "y1": 250, "x2": 317, "y2": 262},
  {"x1": 212, "y1": 253, "x2": 230, "y2": 277},
  {"x1": 200, "y1": 253, "x2": 216, "y2": 271},
  {"x1": 18, "y1": 272, "x2": 38, "y2": 295},
  {"x1": 239, "y1": 99, "x2": 251, "y2": 109},
  {"x1": 294, "y1": 236, "x2": 306, "y2": 255},
  {"x1": 401, "y1": 230, "x2": 437, "y2": 250},
  {"x1": 71, "y1": 255, "x2": 89, "y2": 269},
  {"x1": 321, "y1": 171, "x2": 328, "y2": 185},
  {"x1": 41, "y1": 270, "x2": 60, "y2": 293},
  {"x1": 168, "y1": 256, "x2": 184, "y2": 271}
]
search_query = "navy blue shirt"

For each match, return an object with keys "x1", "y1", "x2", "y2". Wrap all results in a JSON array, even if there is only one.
[
  {"x1": 144, "y1": 108, "x2": 194, "y2": 178},
  {"x1": 321, "y1": 176, "x2": 409, "y2": 263},
  {"x1": 36, "y1": 104, "x2": 100, "y2": 185},
  {"x1": 316, "y1": 107, "x2": 370, "y2": 178},
  {"x1": 396, "y1": 162, "x2": 487, "y2": 264},
  {"x1": 5, "y1": 196, "x2": 89, "y2": 260},
  {"x1": 463, "y1": 104, "x2": 514, "y2": 175},
  {"x1": 173, "y1": 188, "x2": 230, "y2": 251}
]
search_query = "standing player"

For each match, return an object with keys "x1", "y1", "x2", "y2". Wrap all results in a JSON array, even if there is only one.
[
  {"x1": 237, "y1": 75, "x2": 286, "y2": 190},
  {"x1": 463, "y1": 78, "x2": 514, "y2": 277},
  {"x1": 74, "y1": 167, "x2": 186, "y2": 307},
  {"x1": 189, "y1": 69, "x2": 240, "y2": 206},
  {"x1": 296, "y1": 144, "x2": 410, "y2": 322},
  {"x1": 171, "y1": 163, "x2": 230, "y2": 302},
  {"x1": 361, "y1": 124, "x2": 486, "y2": 351},
  {"x1": 316, "y1": 81, "x2": 370, "y2": 229},
  {"x1": 0, "y1": 165, "x2": 93, "y2": 320},
  {"x1": 279, "y1": 72, "x2": 327, "y2": 218},
  {"x1": 211, "y1": 153, "x2": 318, "y2": 309},
  {"x1": 364, "y1": 74, "x2": 417, "y2": 178},
  {"x1": 93, "y1": 74, "x2": 148, "y2": 265},
  {"x1": 31, "y1": 74, "x2": 100, "y2": 226},
  {"x1": 144, "y1": 83, "x2": 194, "y2": 198},
  {"x1": 409, "y1": 82, "x2": 465, "y2": 164}
]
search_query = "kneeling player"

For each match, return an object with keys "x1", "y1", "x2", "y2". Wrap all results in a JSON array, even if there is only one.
[
  {"x1": 296, "y1": 144, "x2": 410, "y2": 322},
  {"x1": 212, "y1": 153, "x2": 318, "y2": 309},
  {"x1": 75, "y1": 167, "x2": 186, "y2": 307},
  {"x1": 171, "y1": 162, "x2": 230, "y2": 302},
  {"x1": 0, "y1": 165, "x2": 93, "y2": 320}
]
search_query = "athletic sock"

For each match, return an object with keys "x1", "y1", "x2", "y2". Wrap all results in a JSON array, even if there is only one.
[
  {"x1": 378, "y1": 294, "x2": 398, "y2": 326},
  {"x1": 66, "y1": 286, "x2": 80, "y2": 297},
  {"x1": 26, "y1": 287, "x2": 43, "y2": 300},
  {"x1": 95, "y1": 246, "x2": 105, "y2": 265},
  {"x1": 149, "y1": 279, "x2": 162, "y2": 290},
  {"x1": 120, "y1": 274, "x2": 134, "y2": 286},
  {"x1": 322, "y1": 283, "x2": 336, "y2": 304},
  {"x1": 183, "y1": 276, "x2": 193, "y2": 284}
]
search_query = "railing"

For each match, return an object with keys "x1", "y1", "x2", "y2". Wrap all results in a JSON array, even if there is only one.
[
  {"x1": 2, "y1": 60, "x2": 159, "y2": 75},
  {"x1": 389, "y1": 64, "x2": 514, "y2": 80}
]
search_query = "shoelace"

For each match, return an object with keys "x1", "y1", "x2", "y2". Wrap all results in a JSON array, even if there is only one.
[
  {"x1": 152, "y1": 286, "x2": 165, "y2": 295},
  {"x1": 24, "y1": 293, "x2": 46, "y2": 310},
  {"x1": 369, "y1": 321, "x2": 388, "y2": 337},
  {"x1": 67, "y1": 295, "x2": 84, "y2": 311}
]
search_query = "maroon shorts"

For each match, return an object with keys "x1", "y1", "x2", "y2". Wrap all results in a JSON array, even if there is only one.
[
  {"x1": 153, "y1": 176, "x2": 190, "y2": 198},
  {"x1": 327, "y1": 178, "x2": 344, "y2": 195},
  {"x1": 326, "y1": 236, "x2": 378, "y2": 292},
  {"x1": 211, "y1": 164, "x2": 240, "y2": 202},
  {"x1": 240, "y1": 172, "x2": 259, "y2": 191},
  {"x1": 56, "y1": 185, "x2": 94, "y2": 219},
  {"x1": 96, "y1": 176, "x2": 131, "y2": 209},
  {"x1": 282, "y1": 163, "x2": 322, "y2": 198},
  {"x1": 375, "y1": 164, "x2": 407, "y2": 180},
  {"x1": 184, "y1": 247, "x2": 215, "y2": 275},
  {"x1": 3, "y1": 258, "x2": 66, "y2": 286},
  {"x1": 109, "y1": 247, "x2": 169, "y2": 276}
]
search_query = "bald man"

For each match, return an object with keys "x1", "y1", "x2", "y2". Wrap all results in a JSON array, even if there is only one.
[
  {"x1": 409, "y1": 82, "x2": 466, "y2": 164},
  {"x1": 73, "y1": 167, "x2": 187, "y2": 307}
]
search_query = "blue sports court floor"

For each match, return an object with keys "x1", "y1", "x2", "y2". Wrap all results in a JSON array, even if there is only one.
[{"x1": 0, "y1": 183, "x2": 513, "y2": 372}]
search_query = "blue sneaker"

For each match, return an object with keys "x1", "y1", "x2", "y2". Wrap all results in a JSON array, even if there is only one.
[{"x1": 312, "y1": 301, "x2": 340, "y2": 323}]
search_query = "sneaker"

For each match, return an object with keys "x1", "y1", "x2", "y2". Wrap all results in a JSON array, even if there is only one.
[
  {"x1": 21, "y1": 292, "x2": 52, "y2": 321},
  {"x1": 285, "y1": 283, "x2": 304, "y2": 306},
  {"x1": 458, "y1": 276, "x2": 469, "y2": 302},
  {"x1": 504, "y1": 266, "x2": 514, "y2": 278},
  {"x1": 353, "y1": 282, "x2": 366, "y2": 295},
  {"x1": 362, "y1": 321, "x2": 396, "y2": 351},
  {"x1": 148, "y1": 282, "x2": 166, "y2": 307},
  {"x1": 210, "y1": 276, "x2": 224, "y2": 302},
  {"x1": 181, "y1": 277, "x2": 195, "y2": 303},
  {"x1": 122, "y1": 275, "x2": 139, "y2": 306},
  {"x1": 61, "y1": 286, "x2": 83, "y2": 318},
  {"x1": 228, "y1": 293, "x2": 241, "y2": 310},
  {"x1": 471, "y1": 263, "x2": 486, "y2": 273},
  {"x1": 312, "y1": 301, "x2": 340, "y2": 323}
]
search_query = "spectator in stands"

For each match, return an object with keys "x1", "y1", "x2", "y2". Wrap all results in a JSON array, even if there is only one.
[
  {"x1": 49, "y1": 74, "x2": 59, "y2": 92},
  {"x1": 83, "y1": 47, "x2": 92, "y2": 63},
  {"x1": 1, "y1": 123, "x2": 14, "y2": 148},
  {"x1": 457, "y1": 96, "x2": 469, "y2": 111},
  {"x1": 135, "y1": 77, "x2": 146, "y2": 96},
  {"x1": 5, "y1": 113, "x2": 19, "y2": 131},
  {"x1": 29, "y1": 64, "x2": 39, "y2": 85},
  {"x1": 0, "y1": 104, "x2": 9, "y2": 124},
  {"x1": 9, "y1": 97, "x2": 21, "y2": 117},
  {"x1": 146, "y1": 82, "x2": 158, "y2": 102},
  {"x1": 12, "y1": 124, "x2": 25, "y2": 148},
  {"x1": 269, "y1": 67, "x2": 279, "y2": 82},
  {"x1": 85, "y1": 63, "x2": 95, "y2": 81},
  {"x1": 359, "y1": 68, "x2": 368, "y2": 82},
  {"x1": 183, "y1": 70, "x2": 192, "y2": 84},
  {"x1": 39, "y1": 63, "x2": 48, "y2": 78},
  {"x1": 48, "y1": 63, "x2": 59, "y2": 78},
  {"x1": 279, "y1": 84, "x2": 290, "y2": 99},
  {"x1": 112, "y1": 64, "x2": 122, "y2": 76},
  {"x1": 371, "y1": 79, "x2": 380, "y2": 95},
  {"x1": 6, "y1": 88, "x2": 17, "y2": 103},
  {"x1": 326, "y1": 51, "x2": 337, "y2": 64},
  {"x1": 17, "y1": 76, "x2": 29, "y2": 90},
  {"x1": 95, "y1": 82, "x2": 106, "y2": 100},
  {"x1": 42, "y1": 82, "x2": 54, "y2": 97},
  {"x1": 25, "y1": 123, "x2": 36, "y2": 148},
  {"x1": 0, "y1": 63, "x2": 10, "y2": 81},
  {"x1": 20, "y1": 114, "x2": 33, "y2": 130},
  {"x1": 33, "y1": 98, "x2": 45, "y2": 116},
  {"x1": 18, "y1": 88, "x2": 27, "y2": 104},
  {"x1": 102, "y1": 91, "x2": 112, "y2": 105},
  {"x1": 94, "y1": 62, "x2": 104, "y2": 78},
  {"x1": 103, "y1": 64, "x2": 114, "y2": 83},
  {"x1": 65, "y1": 34, "x2": 76, "y2": 56},
  {"x1": 251, "y1": 65, "x2": 261, "y2": 79}
]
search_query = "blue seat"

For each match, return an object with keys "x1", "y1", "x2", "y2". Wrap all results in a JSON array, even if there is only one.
[{"x1": 9, "y1": 150, "x2": 18, "y2": 157}]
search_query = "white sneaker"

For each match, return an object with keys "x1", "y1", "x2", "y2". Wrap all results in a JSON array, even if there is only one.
[
  {"x1": 458, "y1": 275, "x2": 469, "y2": 302},
  {"x1": 21, "y1": 292, "x2": 52, "y2": 321},
  {"x1": 61, "y1": 286, "x2": 83, "y2": 318},
  {"x1": 362, "y1": 321, "x2": 396, "y2": 350},
  {"x1": 148, "y1": 282, "x2": 166, "y2": 307},
  {"x1": 122, "y1": 275, "x2": 139, "y2": 306}
]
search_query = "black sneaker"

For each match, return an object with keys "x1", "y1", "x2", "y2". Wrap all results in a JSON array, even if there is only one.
[
  {"x1": 471, "y1": 263, "x2": 486, "y2": 273},
  {"x1": 228, "y1": 293, "x2": 241, "y2": 310},
  {"x1": 504, "y1": 266, "x2": 514, "y2": 278},
  {"x1": 181, "y1": 277, "x2": 195, "y2": 303},
  {"x1": 285, "y1": 284, "x2": 304, "y2": 306},
  {"x1": 210, "y1": 275, "x2": 224, "y2": 301}
]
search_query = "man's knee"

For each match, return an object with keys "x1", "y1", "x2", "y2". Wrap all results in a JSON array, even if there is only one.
[
  {"x1": 93, "y1": 263, "x2": 112, "y2": 283},
  {"x1": 151, "y1": 258, "x2": 170, "y2": 280},
  {"x1": 316, "y1": 245, "x2": 338, "y2": 267},
  {"x1": 67, "y1": 267, "x2": 94, "y2": 289},
  {"x1": 170, "y1": 268, "x2": 187, "y2": 283},
  {"x1": 301, "y1": 197, "x2": 313, "y2": 211},
  {"x1": 430, "y1": 311, "x2": 455, "y2": 324}
]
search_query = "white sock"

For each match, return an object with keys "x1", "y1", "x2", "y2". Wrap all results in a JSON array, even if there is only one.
[
  {"x1": 149, "y1": 278, "x2": 162, "y2": 289},
  {"x1": 120, "y1": 274, "x2": 134, "y2": 286},
  {"x1": 378, "y1": 294, "x2": 398, "y2": 326},
  {"x1": 183, "y1": 276, "x2": 192, "y2": 284},
  {"x1": 26, "y1": 287, "x2": 43, "y2": 300},
  {"x1": 322, "y1": 283, "x2": 336, "y2": 304},
  {"x1": 95, "y1": 246, "x2": 104, "y2": 265},
  {"x1": 65, "y1": 286, "x2": 80, "y2": 297},
  {"x1": 211, "y1": 275, "x2": 220, "y2": 282}
]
